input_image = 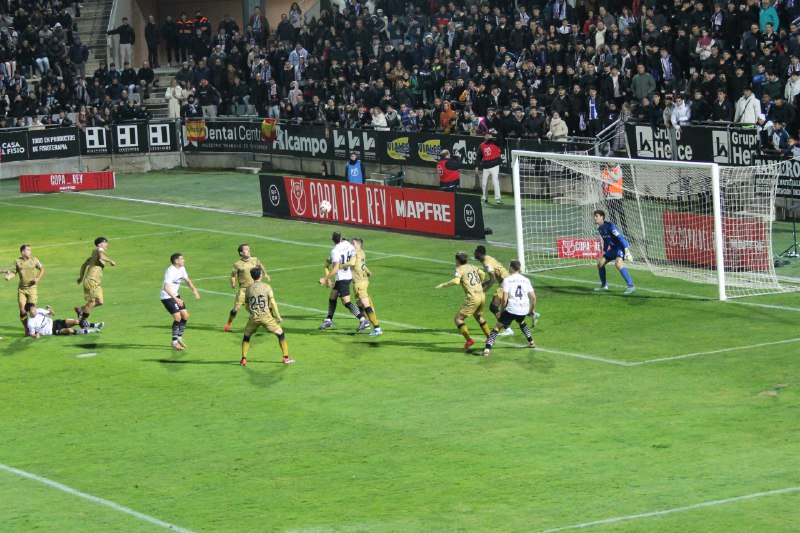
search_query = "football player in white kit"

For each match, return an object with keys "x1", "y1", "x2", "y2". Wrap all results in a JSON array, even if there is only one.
[
  {"x1": 318, "y1": 231, "x2": 369, "y2": 331},
  {"x1": 25, "y1": 303, "x2": 103, "y2": 338},
  {"x1": 482, "y1": 259, "x2": 537, "y2": 356},
  {"x1": 160, "y1": 252, "x2": 200, "y2": 350}
]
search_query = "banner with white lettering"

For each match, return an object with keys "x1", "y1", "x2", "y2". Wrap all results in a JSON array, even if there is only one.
[
  {"x1": 19, "y1": 171, "x2": 116, "y2": 193},
  {"x1": 625, "y1": 123, "x2": 760, "y2": 164},
  {"x1": 259, "y1": 174, "x2": 484, "y2": 239},
  {"x1": 754, "y1": 155, "x2": 800, "y2": 199},
  {"x1": 27, "y1": 128, "x2": 80, "y2": 160},
  {"x1": 0, "y1": 129, "x2": 29, "y2": 162}
]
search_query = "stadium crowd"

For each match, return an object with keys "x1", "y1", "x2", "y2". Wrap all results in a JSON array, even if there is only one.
[{"x1": 2, "y1": 0, "x2": 800, "y2": 153}]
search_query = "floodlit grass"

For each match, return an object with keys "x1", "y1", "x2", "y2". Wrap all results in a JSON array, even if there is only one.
[{"x1": 1, "y1": 171, "x2": 799, "y2": 532}]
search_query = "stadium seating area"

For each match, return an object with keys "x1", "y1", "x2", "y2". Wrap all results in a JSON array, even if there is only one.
[{"x1": 3, "y1": 0, "x2": 800, "y2": 152}]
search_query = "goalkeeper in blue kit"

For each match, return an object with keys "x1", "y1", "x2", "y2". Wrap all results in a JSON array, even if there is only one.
[{"x1": 593, "y1": 209, "x2": 635, "y2": 294}]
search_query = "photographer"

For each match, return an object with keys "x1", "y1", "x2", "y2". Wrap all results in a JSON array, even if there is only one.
[{"x1": 437, "y1": 149, "x2": 463, "y2": 192}]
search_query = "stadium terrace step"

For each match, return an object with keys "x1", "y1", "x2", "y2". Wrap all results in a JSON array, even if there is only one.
[{"x1": 235, "y1": 166, "x2": 261, "y2": 175}]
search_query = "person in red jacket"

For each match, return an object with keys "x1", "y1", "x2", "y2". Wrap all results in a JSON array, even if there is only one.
[
  {"x1": 437, "y1": 149, "x2": 463, "y2": 192},
  {"x1": 475, "y1": 130, "x2": 503, "y2": 204}
]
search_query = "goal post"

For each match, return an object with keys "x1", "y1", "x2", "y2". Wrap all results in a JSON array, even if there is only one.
[{"x1": 511, "y1": 150, "x2": 789, "y2": 300}]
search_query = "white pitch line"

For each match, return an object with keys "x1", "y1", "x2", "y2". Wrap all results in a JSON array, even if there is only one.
[
  {"x1": 0, "y1": 231, "x2": 188, "y2": 254},
  {"x1": 0, "y1": 463, "x2": 195, "y2": 533},
  {"x1": 632, "y1": 337, "x2": 800, "y2": 365},
  {"x1": 75, "y1": 191, "x2": 262, "y2": 217},
  {"x1": 192, "y1": 255, "x2": 403, "y2": 282},
  {"x1": 197, "y1": 288, "x2": 629, "y2": 366},
  {"x1": 5, "y1": 198, "x2": 798, "y2": 364},
  {"x1": 538, "y1": 485, "x2": 800, "y2": 532}
]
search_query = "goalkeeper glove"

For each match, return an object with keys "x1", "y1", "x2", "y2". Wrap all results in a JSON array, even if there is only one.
[{"x1": 624, "y1": 248, "x2": 633, "y2": 262}]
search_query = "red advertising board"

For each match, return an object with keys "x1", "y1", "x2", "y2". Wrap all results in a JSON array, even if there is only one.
[
  {"x1": 282, "y1": 176, "x2": 456, "y2": 235},
  {"x1": 662, "y1": 211, "x2": 770, "y2": 272},
  {"x1": 557, "y1": 238, "x2": 603, "y2": 258},
  {"x1": 19, "y1": 171, "x2": 116, "y2": 193}
]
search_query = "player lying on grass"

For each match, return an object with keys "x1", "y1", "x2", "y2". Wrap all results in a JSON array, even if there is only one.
[
  {"x1": 482, "y1": 259, "x2": 537, "y2": 357},
  {"x1": 25, "y1": 302, "x2": 104, "y2": 339}
]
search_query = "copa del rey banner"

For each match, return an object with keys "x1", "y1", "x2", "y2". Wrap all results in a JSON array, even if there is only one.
[
  {"x1": 259, "y1": 175, "x2": 484, "y2": 239},
  {"x1": 19, "y1": 171, "x2": 115, "y2": 193},
  {"x1": 662, "y1": 211, "x2": 770, "y2": 272}
]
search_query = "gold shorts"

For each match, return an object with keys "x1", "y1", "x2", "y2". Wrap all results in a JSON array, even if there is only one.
[
  {"x1": 243, "y1": 316, "x2": 280, "y2": 336},
  {"x1": 353, "y1": 281, "x2": 370, "y2": 302},
  {"x1": 234, "y1": 287, "x2": 249, "y2": 307},
  {"x1": 83, "y1": 279, "x2": 103, "y2": 303},
  {"x1": 459, "y1": 294, "x2": 485, "y2": 317},
  {"x1": 493, "y1": 286, "x2": 504, "y2": 302},
  {"x1": 18, "y1": 286, "x2": 38, "y2": 307}
]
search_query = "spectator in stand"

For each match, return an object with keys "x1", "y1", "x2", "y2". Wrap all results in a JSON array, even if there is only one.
[
  {"x1": 165, "y1": 78, "x2": 183, "y2": 119},
  {"x1": 136, "y1": 60, "x2": 155, "y2": 101},
  {"x1": 671, "y1": 95, "x2": 692, "y2": 129},
  {"x1": 120, "y1": 61, "x2": 136, "y2": 96},
  {"x1": 194, "y1": 11, "x2": 212, "y2": 39},
  {"x1": 546, "y1": 111, "x2": 569, "y2": 141},
  {"x1": 219, "y1": 14, "x2": 240, "y2": 36},
  {"x1": 181, "y1": 94, "x2": 202, "y2": 118},
  {"x1": 276, "y1": 14, "x2": 295, "y2": 43},
  {"x1": 68, "y1": 36, "x2": 89, "y2": 80},
  {"x1": 196, "y1": 78, "x2": 220, "y2": 118},
  {"x1": 107, "y1": 17, "x2": 136, "y2": 67},
  {"x1": 712, "y1": 89, "x2": 733, "y2": 122},
  {"x1": 162, "y1": 15, "x2": 179, "y2": 67},
  {"x1": 176, "y1": 13, "x2": 194, "y2": 64},
  {"x1": 248, "y1": 7, "x2": 269, "y2": 46},
  {"x1": 145, "y1": 15, "x2": 160, "y2": 69},
  {"x1": 631, "y1": 63, "x2": 656, "y2": 102},
  {"x1": 735, "y1": 85, "x2": 761, "y2": 124}
]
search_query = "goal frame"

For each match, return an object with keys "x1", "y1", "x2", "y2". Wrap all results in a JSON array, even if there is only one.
[{"x1": 511, "y1": 150, "x2": 728, "y2": 300}]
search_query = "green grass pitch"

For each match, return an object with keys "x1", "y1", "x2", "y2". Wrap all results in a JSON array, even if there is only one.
[{"x1": 1, "y1": 171, "x2": 799, "y2": 532}]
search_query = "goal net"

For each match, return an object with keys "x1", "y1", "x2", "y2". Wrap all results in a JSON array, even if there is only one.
[{"x1": 511, "y1": 150, "x2": 791, "y2": 300}]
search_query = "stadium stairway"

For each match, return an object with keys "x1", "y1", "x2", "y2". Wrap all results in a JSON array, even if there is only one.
[{"x1": 78, "y1": 0, "x2": 113, "y2": 77}]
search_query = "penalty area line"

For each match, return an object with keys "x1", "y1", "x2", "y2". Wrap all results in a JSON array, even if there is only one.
[
  {"x1": 538, "y1": 485, "x2": 800, "y2": 532},
  {"x1": 0, "y1": 463, "x2": 195, "y2": 533},
  {"x1": 197, "y1": 288, "x2": 630, "y2": 366},
  {"x1": 631, "y1": 337, "x2": 800, "y2": 365}
]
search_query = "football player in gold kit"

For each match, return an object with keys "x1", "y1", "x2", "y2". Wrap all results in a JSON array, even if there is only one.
[
  {"x1": 435, "y1": 251, "x2": 492, "y2": 350},
  {"x1": 2, "y1": 244, "x2": 46, "y2": 335},
  {"x1": 348, "y1": 237, "x2": 382, "y2": 336},
  {"x1": 74, "y1": 237, "x2": 116, "y2": 327},
  {"x1": 224, "y1": 243, "x2": 270, "y2": 331},
  {"x1": 474, "y1": 245, "x2": 515, "y2": 337},
  {"x1": 241, "y1": 268, "x2": 293, "y2": 366}
]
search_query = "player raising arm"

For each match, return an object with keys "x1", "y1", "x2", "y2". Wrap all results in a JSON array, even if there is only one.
[
  {"x1": 593, "y1": 209, "x2": 635, "y2": 294},
  {"x1": 224, "y1": 243, "x2": 270, "y2": 332},
  {"x1": 435, "y1": 251, "x2": 493, "y2": 350},
  {"x1": 74, "y1": 237, "x2": 116, "y2": 327},
  {"x1": 160, "y1": 252, "x2": 200, "y2": 351},
  {"x1": 482, "y1": 259, "x2": 537, "y2": 357},
  {"x1": 2, "y1": 244, "x2": 45, "y2": 335}
]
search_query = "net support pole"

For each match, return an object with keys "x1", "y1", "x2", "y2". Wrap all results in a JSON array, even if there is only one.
[
  {"x1": 512, "y1": 153, "x2": 526, "y2": 272},
  {"x1": 711, "y1": 163, "x2": 727, "y2": 301}
]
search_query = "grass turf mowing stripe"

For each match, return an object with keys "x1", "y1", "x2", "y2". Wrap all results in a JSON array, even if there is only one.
[
  {"x1": 0, "y1": 463, "x2": 195, "y2": 533},
  {"x1": 198, "y1": 288, "x2": 632, "y2": 366}
]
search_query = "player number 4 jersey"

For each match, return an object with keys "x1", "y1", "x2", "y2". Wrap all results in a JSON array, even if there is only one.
[
  {"x1": 160, "y1": 265, "x2": 188, "y2": 299},
  {"x1": 502, "y1": 273, "x2": 534, "y2": 315}
]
